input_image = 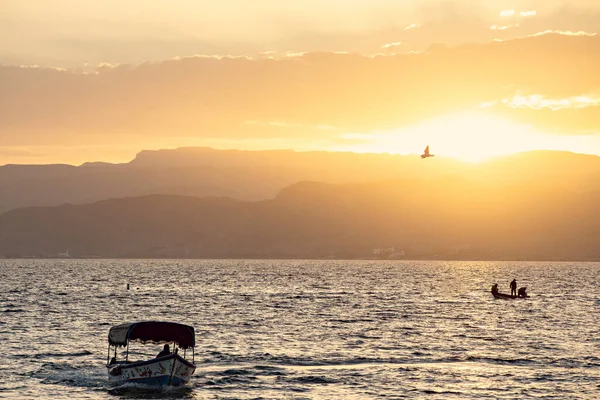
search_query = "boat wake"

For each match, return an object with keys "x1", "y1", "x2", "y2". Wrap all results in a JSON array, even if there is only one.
[
  {"x1": 108, "y1": 382, "x2": 193, "y2": 398},
  {"x1": 28, "y1": 362, "x2": 107, "y2": 389}
]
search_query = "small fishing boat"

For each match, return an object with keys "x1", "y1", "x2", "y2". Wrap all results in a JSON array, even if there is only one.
[
  {"x1": 492, "y1": 291, "x2": 525, "y2": 299},
  {"x1": 491, "y1": 286, "x2": 529, "y2": 299},
  {"x1": 106, "y1": 321, "x2": 196, "y2": 387}
]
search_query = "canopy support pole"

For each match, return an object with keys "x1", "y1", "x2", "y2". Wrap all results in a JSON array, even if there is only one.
[
  {"x1": 126, "y1": 340, "x2": 129, "y2": 361},
  {"x1": 107, "y1": 344, "x2": 110, "y2": 364},
  {"x1": 168, "y1": 354, "x2": 177, "y2": 385}
]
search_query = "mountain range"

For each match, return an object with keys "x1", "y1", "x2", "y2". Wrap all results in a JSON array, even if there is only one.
[
  {"x1": 1, "y1": 148, "x2": 599, "y2": 260},
  {"x1": 2, "y1": 147, "x2": 600, "y2": 214}
]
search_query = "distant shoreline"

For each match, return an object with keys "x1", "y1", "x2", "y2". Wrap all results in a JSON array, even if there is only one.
[{"x1": 2, "y1": 257, "x2": 599, "y2": 262}]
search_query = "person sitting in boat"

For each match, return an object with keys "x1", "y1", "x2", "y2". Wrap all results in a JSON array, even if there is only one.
[
  {"x1": 156, "y1": 344, "x2": 170, "y2": 358},
  {"x1": 491, "y1": 283, "x2": 499, "y2": 295},
  {"x1": 518, "y1": 287, "x2": 527, "y2": 298}
]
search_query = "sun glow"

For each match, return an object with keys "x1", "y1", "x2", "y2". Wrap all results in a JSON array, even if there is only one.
[{"x1": 337, "y1": 111, "x2": 600, "y2": 162}]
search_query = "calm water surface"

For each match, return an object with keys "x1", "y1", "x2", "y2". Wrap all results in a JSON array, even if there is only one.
[{"x1": 1, "y1": 260, "x2": 599, "y2": 399}]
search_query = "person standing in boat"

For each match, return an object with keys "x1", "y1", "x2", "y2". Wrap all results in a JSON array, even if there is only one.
[{"x1": 510, "y1": 279, "x2": 517, "y2": 297}]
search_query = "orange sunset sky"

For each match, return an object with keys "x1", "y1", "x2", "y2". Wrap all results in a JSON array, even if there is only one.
[{"x1": 1, "y1": 0, "x2": 600, "y2": 164}]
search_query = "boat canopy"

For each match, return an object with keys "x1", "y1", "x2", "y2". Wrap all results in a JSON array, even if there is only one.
[{"x1": 108, "y1": 321, "x2": 195, "y2": 349}]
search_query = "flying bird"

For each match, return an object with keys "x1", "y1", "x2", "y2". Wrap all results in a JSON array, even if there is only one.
[{"x1": 421, "y1": 145, "x2": 434, "y2": 159}]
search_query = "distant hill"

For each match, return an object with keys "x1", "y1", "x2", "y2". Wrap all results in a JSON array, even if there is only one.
[
  {"x1": 0, "y1": 147, "x2": 465, "y2": 213},
  {"x1": 1, "y1": 147, "x2": 599, "y2": 214},
  {"x1": 1, "y1": 176, "x2": 599, "y2": 260}
]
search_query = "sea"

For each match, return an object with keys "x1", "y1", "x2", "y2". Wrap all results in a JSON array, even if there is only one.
[{"x1": 1, "y1": 259, "x2": 599, "y2": 399}]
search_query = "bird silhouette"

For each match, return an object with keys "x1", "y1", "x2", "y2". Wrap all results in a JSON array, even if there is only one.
[{"x1": 421, "y1": 145, "x2": 435, "y2": 159}]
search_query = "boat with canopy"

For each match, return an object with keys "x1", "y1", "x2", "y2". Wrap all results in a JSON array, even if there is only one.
[{"x1": 106, "y1": 321, "x2": 196, "y2": 386}]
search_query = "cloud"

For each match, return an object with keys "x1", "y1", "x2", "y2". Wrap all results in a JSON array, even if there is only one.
[
  {"x1": 500, "y1": 10, "x2": 516, "y2": 17},
  {"x1": 479, "y1": 101, "x2": 498, "y2": 109},
  {"x1": 381, "y1": 42, "x2": 402, "y2": 49},
  {"x1": 285, "y1": 52, "x2": 307, "y2": 58},
  {"x1": 403, "y1": 24, "x2": 420, "y2": 31},
  {"x1": 520, "y1": 10, "x2": 537, "y2": 17},
  {"x1": 490, "y1": 25, "x2": 518, "y2": 31},
  {"x1": 503, "y1": 94, "x2": 600, "y2": 110},
  {"x1": 97, "y1": 62, "x2": 119, "y2": 68},
  {"x1": 3, "y1": 3, "x2": 600, "y2": 68},
  {"x1": 171, "y1": 54, "x2": 252, "y2": 62},
  {"x1": 16, "y1": 64, "x2": 68, "y2": 72},
  {"x1": 1, "y1": 34, "x2": 600, "y2": 157},
  {"x1": 530, "y1": 30, "x2": 597, "y2": 37}
]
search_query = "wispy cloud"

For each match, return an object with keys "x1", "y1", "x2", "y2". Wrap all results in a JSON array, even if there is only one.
[
  {"x1": 4, "y1": 1, "x2": 600, "y2": 70},
  {"x1": 520, "y1": 10, "x2": 537, "y2": 18},
  {"x1": 171, "y1": 54, "x2": 252, "y2": 61},
  {"x1": 381, "y1": 42, "x2": 402, "y2": 49},
  {"x1": 490, "y1": 25, "x2": 518, "y2": 31},
  {"x1": 530, "y1": 30, "x2": 597, "y2": 37},
  {"x1": 285, "y1": 52, "x2": 306, "y2": 58},
  {"x1": 2, "y1": 34, "x2": 600, "y2": 160},
  {"x1": 500, "y1": 10, "x2": 515, "y2": 17},
  {"x1": 96, "y1": 62, "x2": 119, "y2": 70},
  {"x1": 479, "y1": 101, "x2": 497, "y2": 109},
  {"x1": 18, "y1": 64, "x2": 68, "y2": 72},
  {"x1": 504, "y1": 94, "x2": 600, "y2": 110}
]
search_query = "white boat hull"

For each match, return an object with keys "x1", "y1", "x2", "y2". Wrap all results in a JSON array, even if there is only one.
[{"x1": 107, "y1": 354, "x2": 195, "y2": 387}]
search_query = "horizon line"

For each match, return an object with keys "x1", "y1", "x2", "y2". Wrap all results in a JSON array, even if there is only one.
[{"x1": 0, "y1": 147, "x2": 598, "y2": 168}]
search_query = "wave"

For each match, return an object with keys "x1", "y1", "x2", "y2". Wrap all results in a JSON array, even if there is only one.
[
  {"x1": 463, "y1": 355, "x2": 538, "y2": 365},
  {"x1": 200, "y1": 352, "x2": 571, "y2": 369},
  {"x1": 214, "y1": 368, "x2": 255, "y2": 376},
  {"x1": 548, "y1": 357, "x2": 600, "y2": 368},
  {"x1": 33, "y1": 350, "x2": 93, "y2": 359},
  {"x1": 412, "y1": 389, "x2": 466, "y2": 395},
  {"x1": 286, "y1": 375, "x2": 338, "y2": 384},
  {"x1": 205, "y1": 376, "x2": 259, "y2": 385},
  {"x1": 330, "y1": 318, "x2": 376, "y2": 323}
]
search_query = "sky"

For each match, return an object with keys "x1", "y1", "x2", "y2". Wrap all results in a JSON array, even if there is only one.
[{"x1": 1, "y1": 0, "x2": 600, "y2": 164}]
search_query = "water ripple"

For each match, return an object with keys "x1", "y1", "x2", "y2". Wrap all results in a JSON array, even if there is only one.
[{"x1": 1, "y1": 259, "x2": 599, "y2": 399}]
